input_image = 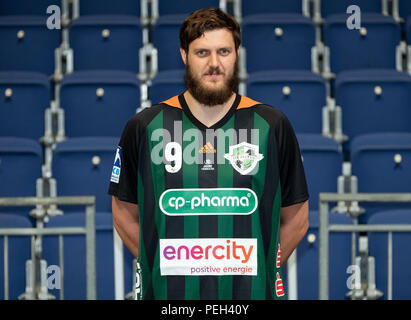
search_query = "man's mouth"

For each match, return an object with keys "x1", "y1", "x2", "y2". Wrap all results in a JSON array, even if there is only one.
[{"x1": 204, "y1": 71, "x2": 223, "y2": 79}]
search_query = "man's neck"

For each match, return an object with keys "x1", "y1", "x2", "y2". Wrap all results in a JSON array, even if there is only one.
[{"x1": 183, "y1": 91, "x2": 237, "y2": 128}]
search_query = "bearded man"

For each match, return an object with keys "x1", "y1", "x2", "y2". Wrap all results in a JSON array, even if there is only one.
[{"x1": 108, "y1": 7, "x2": 309, "y2": 300}]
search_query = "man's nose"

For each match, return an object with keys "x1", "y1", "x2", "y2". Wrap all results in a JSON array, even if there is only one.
[{"x1": 208, "y1": 51, "x2": 219, "y2": 67}]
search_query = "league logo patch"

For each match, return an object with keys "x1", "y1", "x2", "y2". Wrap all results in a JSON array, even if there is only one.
[
  {"x1": 111, "y1": 146, "x2": 122, "y2": 183},
  {"x1": 224, "y1": 142, "x2": 264, "y2": 175}
]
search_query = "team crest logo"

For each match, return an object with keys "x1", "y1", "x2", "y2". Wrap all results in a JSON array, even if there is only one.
[{"x1": 224, "y1": 142, "x2": 264, "y2": 175}]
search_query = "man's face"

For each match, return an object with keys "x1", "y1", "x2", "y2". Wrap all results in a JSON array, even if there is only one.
[{"x1": 181, "y1": 28, "x2": 239, "y2": 106}]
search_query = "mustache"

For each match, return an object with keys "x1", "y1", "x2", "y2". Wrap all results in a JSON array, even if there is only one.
[{"x1": 204, "y1": 67, "x2": 224, "y2": 75}]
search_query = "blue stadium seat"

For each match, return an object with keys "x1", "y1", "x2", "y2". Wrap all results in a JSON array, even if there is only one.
[
  {"x1": 52, "y1": 137, "x2": 118, "y2": 213},
  {"x1": 0, "y1": 138, "x2": 42, "y2": 220},
  {"x1": 0, "y1": 72, "x2": 50, "y2": 140},
  {"x1": 242, "y1": 0, "x2": 304, "y2": 16},
  {"x1": 242, "y1": 14, "x2": 315, "y2": 72},
  {"x1": 60, "y1": 70, "x2": 140, "y2": 137},
  {"x1": 368, "y1": 209, "x2": 411, "y2": 299},
  {"x1": 79, "y1": 0, "x2": 140, "y2": 16},
  {"x1": 150, "y1": 69, "x2": 185, "y2": 105},
  {"x1": 324, "y1": 13, "x2": 401, "y2": 74},
  {"x1": 289, "y1": 134, "x2": 352, "y2": 299},
  {"x1": 283, "y1": 210, "x2": 353, "y2": 299},
  {"x1": 247, "y1": 70, "x2": 326, "y2": 134},
  {"x1": 321, "y1": 0, "x2": 382, "y2": 17},
  {"x1": 0, "y1": 16, "x2": 61, "y2": 75},
  {"x1": 157, "y1": 0, "x2": 220, "y2": 16},
  {"x1": 335, "y1": 70, "x2": 411, "y2": 140},
  {"x1": 42, "y1": 212, "x2": 134, "y2": 300},
  {"x1": 0, "y1": 214, "x2": 32, "y2": 300},
  {"x1": 399, "y1": 0, "x2": 411, "y2": 21},
  {"x1": 351, "y1": 133, "x2": 411, "y2": 222},
  {"x1": 297, "y1": 134, "x2": 343, "y2": 211},
  {"x1": 69, "y1": 15, "x2": 142, "y2": 72},
  {"x1": 152, "y1": 15, "x2": 186, "y2": 72},
  {"x1": 0, "y1": 0, "x2": 58, "y2": 16},
  {"x1": 351, "y1": 133, "x2": 411, "y2": 192}
]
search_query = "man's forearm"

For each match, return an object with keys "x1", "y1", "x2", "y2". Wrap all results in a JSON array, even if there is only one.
[
  {"x1": 279, "y1": 220, "x2": 308, "y2": 267},
  {"x1": 112, "y1": 196, "x2": 140, "y2": 258},
  {"x1": 279, "y1": 201, "x2": 309, "y2": 267},
  {"x1": 113, "y1": 217, "x2": 140, "y2": 258}
]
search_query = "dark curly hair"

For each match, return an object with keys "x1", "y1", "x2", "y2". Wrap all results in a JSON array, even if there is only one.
[{"x1": 179, "y1": 8, "x2": 241, "y2": 53}]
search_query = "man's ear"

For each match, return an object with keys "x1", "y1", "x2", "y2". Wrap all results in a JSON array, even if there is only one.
[{"x1": 180, "y1": 48, "x2": 187, "y2": 65}]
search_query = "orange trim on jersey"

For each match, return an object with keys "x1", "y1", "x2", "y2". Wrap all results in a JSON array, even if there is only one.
[
  {"x1": 237, "y1": 95, "x2": 261, "y2": 109},
  {"x1": 161, "y1": 95, "x2": 183, "y2": 109}
]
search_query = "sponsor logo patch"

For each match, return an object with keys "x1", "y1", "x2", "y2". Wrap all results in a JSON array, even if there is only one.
[
  {"x1": 159, "y1": 238, "x2": 257, "y2": 276},
  {"x1": 276, "y1": 244, "x2": 281, "y2": 269},
  {"x1": 159, "y1": 188, "x2": 258, "y2": 216},
  {"x1": 275, "y1": 272, "x2": 285, "y2": 297}
]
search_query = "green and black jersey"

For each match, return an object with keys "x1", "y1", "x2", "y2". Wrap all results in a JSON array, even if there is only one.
[{"x1": 108, "y1": 93, "x2": 309, "y2": 300}]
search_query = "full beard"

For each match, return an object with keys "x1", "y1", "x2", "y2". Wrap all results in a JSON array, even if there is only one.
[{"x1": 184, "y1": 60, "x2": 239, "y2": 107}]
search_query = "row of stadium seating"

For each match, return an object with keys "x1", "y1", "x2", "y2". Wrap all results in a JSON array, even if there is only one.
[
  {"x1": 1, "y1": 10, "x2": 411, "y2": 76},
  {"x1": 1, "y1": 0, "x2": 411, "y2": 21},
  {"x1": 2, "y1": 69, "x2": 411, "y2": 143},
  {"x1": 238, "y1": 0, "x2": 411, "y2": 19}
]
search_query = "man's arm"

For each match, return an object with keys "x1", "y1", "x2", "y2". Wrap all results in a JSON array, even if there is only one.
[
  {"x1": 112, "y1": 196, "x2": 140, "y2": 258},
  {"x1": 279, "y1": 200, "x2": 309, "y2": 267}
]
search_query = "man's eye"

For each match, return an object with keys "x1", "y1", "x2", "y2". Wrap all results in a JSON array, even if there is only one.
[
  {"x1": 197, "y1": 50, "x2": 208, "y2": 56},
  {"x1": 219, "y1": 49, "x2": 230, "y2": 55}
]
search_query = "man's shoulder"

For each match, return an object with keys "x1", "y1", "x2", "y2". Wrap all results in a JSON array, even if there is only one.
[
  {"x1": 238, "y1": 95, "x2": 286, "y2": 126},
  {"x1": 128, "y1": 96, "x2": 182, "y2": 129},
  {"x1": 125, "y1": 105, "x2": 160, "y2": 129}
]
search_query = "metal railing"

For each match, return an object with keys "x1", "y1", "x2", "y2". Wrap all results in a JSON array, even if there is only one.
[
  {"x1": 0, "y1": 196, "x2": 96, "y2": 300},
  {"x1": 319, "y1": 193, "x2": 411, "y2": 300}
]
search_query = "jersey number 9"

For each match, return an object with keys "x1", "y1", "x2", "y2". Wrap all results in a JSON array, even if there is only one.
[{"x1": 165, "y1": 142, "x2": 182, "y2": 173}]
